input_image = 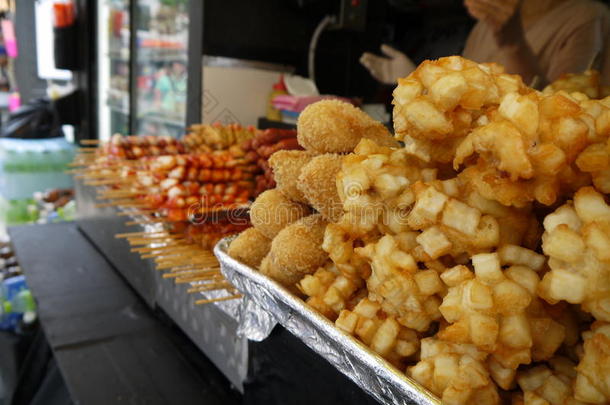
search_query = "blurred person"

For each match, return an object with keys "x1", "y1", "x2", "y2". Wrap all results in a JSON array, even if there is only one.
[
  {"x1": 360, "y1": 0, "x2": 610, "y2": 87},
  {"x1": 154, "y1": 61, "x2": 187, "y2": 113}
]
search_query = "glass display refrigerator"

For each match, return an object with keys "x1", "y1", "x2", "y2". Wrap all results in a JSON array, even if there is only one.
[{"x1": 96, "y1": 0, "x2": 201, "y2": 141}]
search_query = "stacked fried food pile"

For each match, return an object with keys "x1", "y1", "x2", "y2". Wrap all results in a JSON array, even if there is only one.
[
  {"x1": 241, "y1": 128, "x2": 302, "y2": 195},
  {"x1": 102, "y1": 134, "x2": 185, "y2": 159},
  {"x1": 133, "y1": 151, "x2": 257, "y2": 222},
  {"x1": 183, "y1": 123, "x2": 257, "y2": 153},
  {"x1": 543, "y1": 69, "x2": 610, "y2": 100},
  {"x1": 228, "y1": 56, "x2": 610, "y2": 404}
]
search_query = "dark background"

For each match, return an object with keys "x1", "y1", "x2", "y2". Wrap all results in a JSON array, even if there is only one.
[{"x1": 202, "y1": 0, "x2": 473, "y2": 103}]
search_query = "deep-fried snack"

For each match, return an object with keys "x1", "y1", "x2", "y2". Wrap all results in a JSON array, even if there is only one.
[
  {"x1": 268, "y1": 150, "x2": 314, "y2": 204},
  {"x1": 408, "y1": 337, "x2": 500, "y2": 405},
  {"x1": 337, "y1": 139, "x2": 426, "y2": 235},
  {"x1": 298, "y1": 264, "x2": 364, "y2": 321},
  {"x1": 542, "y1": 69, "x2": 603, "y2": 100},
  {"x1": 297, "y1": 100, "x2": 398, "y2": 154},
  {"x1": 438, "y1": 251, "x2": 564, "y2": 378},
  {"x1": 393, "y1": 56, "x2": 528, "y2": 166},
  {"x1": 249, "y1": 189, "x2": 312, "y2": 239},
  {"x1": 356, "y1": 234, "x2": 443, "y2": 332},
  {"x1": 297, "y1": 154, "x2": 344, "y2": 222},
  {"x1": 574, "y1": 322, "x2": 610, "y2": 403},
  {"x1": 260, "y1": 214, "x2": 329, "y2": 288},
  {"x1": 227, "y1": 227, "x2": 272, "y2": 268},
  {"x1": 538, "y1": 187, "x2": 610, "y2": 322},
  {"x1": 335, "y1": 297, "x2": 420, "y2": 367},
  {"x1": 515, "y1": 356, "x2": 580, "y2": 405}
]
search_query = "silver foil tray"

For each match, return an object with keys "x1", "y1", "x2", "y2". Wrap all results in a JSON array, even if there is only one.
[{"x1": 215, "y1": 237, "x2": 440, "y2": 405}]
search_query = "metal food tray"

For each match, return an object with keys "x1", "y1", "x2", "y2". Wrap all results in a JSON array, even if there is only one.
[
  {"x1": 75, "y1": 181, "x2": 248, "y2": 390},
  {"x1": 214, "y1": 237, "x2": 440, "y2": 405}
]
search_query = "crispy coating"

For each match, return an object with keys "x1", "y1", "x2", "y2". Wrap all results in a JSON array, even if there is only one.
[
  {"x1": 260, "y1": 214, "x2": 329, "y2": 288},
  {"x1": 250, "y1": 189, "x2": 311, "y2": 239},
  {"x1": 268, "y1": 150, "x2": 314, "y2": 204},
  {"x1": 227, "y1": 227, "x2": 272, "y2": 268},
  {"x1": 297, "y1": 154, "x2": 343, "y2": 222},
  {"x1": 297, "y1": 100, "x2": 398, "y2": 154}
]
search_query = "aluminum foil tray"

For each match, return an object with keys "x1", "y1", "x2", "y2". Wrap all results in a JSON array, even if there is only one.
[{"x1": 215, "y1": 237, "x2": 440, "y2": 405}]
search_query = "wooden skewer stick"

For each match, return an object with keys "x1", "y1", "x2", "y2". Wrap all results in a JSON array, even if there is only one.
[
  {"x1": 117, "y1": 210, "x2": 155, "y2": 216},
  {"x1": 162, "y1": 269, "x2": 220, "y2": 279},
  {"x1": 141, "y1": 249, "x2": 201, "y2": 259},
  {"x1": 95, "y1": 200, "x2": 142, "y2": 208},
  {"x1": 194, "y1": 294, "x2": 242, "y2": 305},
  {"x1": 156, "y1": 260, "x2": 217, "y2": 271},
  {"x1": 130, "y1": 242, "x2": 189, "y2": 252},
  {"x1": 175, "y1": 274, "x2": 223, "y2": 284},
  {"x1": 187, "y1": 282, "x2": 232, "y2": 293},
  {"x1": 125, "y1": 218, "x2": 166, "y2": 226},
  {"x1": 127, "y1": 238, "x2": 179, "y2": 246},
  {"x1": 80, "y1": 139, "x2": 100, "y2": 145},
  {"x1": 155, "y1": 256, "x2": 218, "y2": 267},
  {"x1": 116, "y1": 231, "x2": 175, "y2": 238},
  {"x1": 125, "y1": 235, "x2": 184, "y2": 243}
]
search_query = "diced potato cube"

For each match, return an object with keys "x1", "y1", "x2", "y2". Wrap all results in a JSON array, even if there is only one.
[
  {"x1": 433, "y1": 354, "x2": 460, "y2": 392},
  {"x1": 414, "y1": 269, "x2": 444, "y2": 295},
  {"x1": 574, "y1": 373, "x2": 606, "y2": 403},
  {"x1": 504, "y1": 266, "x2": 540, "y2": 296},
  {"x1": 356, "y1": 318, "x2": 380, "y2": 345},
  {"x1": 407, "y1": 187, "x2": 449, "y2": 229},
  {"x1": 523, "y1": 391, "x2": 550, "y2": 405},
  {"x1": 542, "y1": 224, "x2": 585, "y2": 263},
  {"x1": 371, "y1": 318, "x2": 400, "y2": 357},
  {"x1": 592, "y1": 168, "x2": 610, "y2": 194},
  {"x1": 441, "y1": 265, "x2": 475, "y2": 287},
  {"x1": 353, "y1": 298, "x2": 381, "y2": 318},
  {"x1": 472, "y1": 252, "x2": 504, "y2": 285},
  {"x1": 539, "y1": 375, "x2": 570, "y2": 405},
  {"x1": 374, "y1": 174, "x2": 409, "y2": 199},
  {"x1": 416, "y1": 226, "x2": 452, "y2": 259},
  {"x1": 517, "y1": 366, "x2": 552, "y2": 392},
  {"x1": 393, "y1": 78, "x2": 423, "y2": 106},
  {"x1": 530, "y1": 318, "x2": 565, "y2": 361},
  {"x1": 574, "y1": 186, "x2": 610, "y2": 223},
  {"x1": 582, "y1": 221, "x2": 610, "y2": 261},
  {"x1": 429, "y1": 72, "x2": 468, "y2": 110},
  {"x1": 493, "y1": 280, "x2": 532, "y2": 314},
  {"x1": 498, "y1": 245, "x2": 546, "y2": 272},
  {"x1": 575, "y1": 143, "x2": 609, "y2": 172},
  {"x1": 439, "y1": 288, "x2": 464, "y2": 323},
  {"x1": 499, "y1": 313, "x2": 532, "y2": 349},
  {"x1": 498, "y1": 92, "x2": 540, "y2": 138},
  {"x1": 298, "y1": 275, "x2": 322, "y2": 296},
  {"x1": 487, "y1": 357, "x2": 516, "y2": 390},
  {"x1": 395, "y1": 339, "x2": 418, "y2": 357},
  {"x1": 544, "y1": 268, "x2": 587, "y2": 303},
  {"x1": 464, "y1": 280, "x2": 494, "y2": 311},
  {"x1": 404, "y1": 98, "x2": 453, "y2": 135},
  {"x1": 543, "y1": 204, "x2": 582, "y2": 232},
  {"x1": 469, "y1": 313, "x2": 499, "y2": 347},
  {"x1": 409, "y1": 361, "x2": 433, "y2": 387},
  {"x1": 441, "y1": 198, "x2": 482, "y2": 236},
  {"x1": 335, "y1": 310, "x2": 359, "y2": 334}
]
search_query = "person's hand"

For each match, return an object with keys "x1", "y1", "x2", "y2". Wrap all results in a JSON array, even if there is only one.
[
  {"x1": 464, "y1": 0, "x2": 523, "y2": 46},
  {"x1": 360, "y1": 44, "x2": 416, "y2": 85}
]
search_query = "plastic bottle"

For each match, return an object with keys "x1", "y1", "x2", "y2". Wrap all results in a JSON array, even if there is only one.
[{"x1": 266, "y1": 75, "x2": 287, "y2": 122}]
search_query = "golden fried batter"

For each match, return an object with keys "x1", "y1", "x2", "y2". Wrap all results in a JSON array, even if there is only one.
[
  {"x1": 260, "y1": 214, "x2": 329, "y2": 288},
  {"x1": 227, "y1": 227, "x2": 271, "y2": 268},
  {"x1": 268, "y1": 150, "x2": 314, "y2": 204},
  {"x1": 298, "y1": 154, "x2": 343, "y2": 222},
  {"x1": 297, "y1": 100, "x2": 398, "y2": 154},
  {"x1": 250, "y1": 189, "x2": 311, "y2": 239}
]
